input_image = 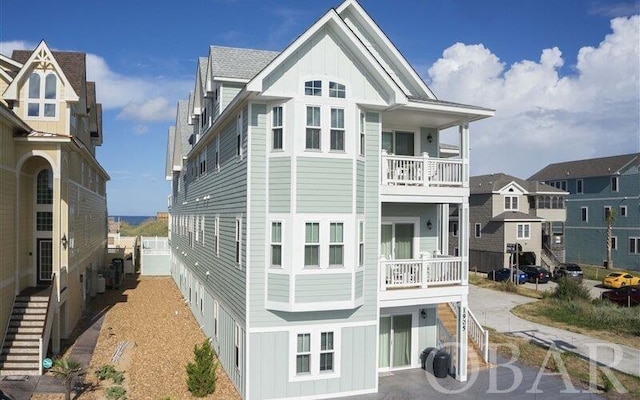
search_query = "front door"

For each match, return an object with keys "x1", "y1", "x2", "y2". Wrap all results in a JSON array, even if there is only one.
[
  {"x1": 37, "y1": 238, "x2": 53, "y2": 285},
  {"x1": 379, "y1": 314, "x2": 413, "y2": 369}
]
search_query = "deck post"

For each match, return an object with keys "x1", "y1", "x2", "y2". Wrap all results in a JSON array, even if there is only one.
[{"x1": 456, "y1": 296, "x2": 468, "y2": 382}]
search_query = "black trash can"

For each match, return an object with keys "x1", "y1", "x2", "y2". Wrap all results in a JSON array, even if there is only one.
[
  {"x1": 433, "y1": 351, "x2": 450, "y2": 378},
  {"x1": 420, "y1": 347, "x2": 436, "y2": 370}
]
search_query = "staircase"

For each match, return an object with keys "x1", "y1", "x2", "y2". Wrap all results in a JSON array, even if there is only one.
[
  {"x1": 437, "y1": 303, "x2": 491, "y2": 372},
  {"x1": 0, "y1": 286, "x2": 52, "y2": 376}
]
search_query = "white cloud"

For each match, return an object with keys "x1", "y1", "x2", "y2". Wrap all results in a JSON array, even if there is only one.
[
  {"x1": 428, "y1": 15, "x2": 640, "y2": 178},
  {"x1": 0, "y1": 40, "x2": 36, "y2": 57},
  {"x1": 117, "y1": 97, "x2": 174, "y2": 122}
]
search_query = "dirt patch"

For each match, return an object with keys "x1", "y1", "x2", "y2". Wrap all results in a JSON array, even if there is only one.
[{"x1": 65, "y1": 275, "x2": 240, "y2": 400}]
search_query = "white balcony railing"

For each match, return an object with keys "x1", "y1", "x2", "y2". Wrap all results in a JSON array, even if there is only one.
[
  {"x1": 380, "y1": 256, "x2": 463, "y2": 290},
  {"x1": 381, "y1": 151, "x2": 464, "y2": 187}
]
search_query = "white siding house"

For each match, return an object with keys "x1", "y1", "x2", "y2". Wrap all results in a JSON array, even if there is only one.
[{"x1": 166, "y1": 1, "x2": 494, "y2": 398}]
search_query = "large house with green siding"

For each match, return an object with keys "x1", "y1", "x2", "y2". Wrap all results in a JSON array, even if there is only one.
[
  {"x1": 165, "y1": 1, "x2": 494, "y2": 398},
  {"x1": 529, "y1": 153, "x2": 640, "y2": 272}
]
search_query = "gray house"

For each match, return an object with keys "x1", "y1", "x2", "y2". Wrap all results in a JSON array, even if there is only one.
[
  {"x1": 165, "y1": 1, "x2": 494, "y2": 398},
  {"x1": 529, "y1": 153, "x2": 640, "y2": 271},
  {"x1": 452, "y1": 173, "x2": 567, "y2": 273}
]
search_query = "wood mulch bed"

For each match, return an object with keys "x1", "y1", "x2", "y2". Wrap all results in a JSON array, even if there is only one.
[{"x1": 35, "y1": 275, "x2": 241, "y2": 400}]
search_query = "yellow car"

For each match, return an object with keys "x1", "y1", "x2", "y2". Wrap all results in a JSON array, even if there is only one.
[{"x1": 602, "y1": 272, "x2": 640, "y2": 288}]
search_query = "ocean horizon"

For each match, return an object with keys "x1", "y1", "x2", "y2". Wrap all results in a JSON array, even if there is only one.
[{"x1": 109, "y1": 215, "x2": 155, "y2": 226}]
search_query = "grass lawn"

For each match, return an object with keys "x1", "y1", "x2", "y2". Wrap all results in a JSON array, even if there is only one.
[
  {"x1": 579, "y1": 264, "x2": 639, "y2": 282},
  {"x1": 469, "y1": 272, "x2": 545, "y2": 299},
  {"x1": 489, "y1": 328, "x2": 640, "y2": 399}
]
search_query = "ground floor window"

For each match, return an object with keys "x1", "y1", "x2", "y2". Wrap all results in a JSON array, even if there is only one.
[
  {"x1": 291, "y1": 329, "x2": 340, "y2": 380},
  {"x1": 630, "y1": 237, "x2": 640, "y2": 254}
]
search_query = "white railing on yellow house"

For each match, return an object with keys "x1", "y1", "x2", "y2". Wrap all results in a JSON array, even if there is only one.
[
  {"x1": 379, "y1": 255, "x2": 463, "y2": 290},
  {"x1": 381, "y1": 151, "x2": 464, "y2": 187}
]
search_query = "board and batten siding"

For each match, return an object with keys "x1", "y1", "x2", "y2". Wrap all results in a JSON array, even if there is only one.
[
  {"x1": 296, "y1": 157, "x2": 353, "y2": 213},
  {"x1": 248, "y1": 324, "x2": 377, "y2": 399}
]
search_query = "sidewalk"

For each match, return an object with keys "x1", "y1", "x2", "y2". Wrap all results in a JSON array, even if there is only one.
[{"x1": 469, "y1": 285, "x2": 640, "y2": 377}]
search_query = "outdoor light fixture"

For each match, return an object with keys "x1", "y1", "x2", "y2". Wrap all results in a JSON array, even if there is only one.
[
  {"x1": 420, "y1": 309, "x2": 427, "y2": 319},
  {"x1": 61, "y1": 234, "x2": 68, "y2": 249},
  {"x1": 427, "y1": 134, "x2": 433, "y2": 143},
  {"x1": 426, "y1": 220, "x2": 433, "y2": 230}
]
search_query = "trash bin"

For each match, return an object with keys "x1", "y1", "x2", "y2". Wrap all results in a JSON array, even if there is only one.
[
  {"x1": 420, "y1": 347, "x2": 437, "y2": 370},
  {"x1": 97, "y1": 275, "x2": 106, "y2": 294},
  {"x1": 433, "y1": 350, "x2": 450, "y2": 378}
]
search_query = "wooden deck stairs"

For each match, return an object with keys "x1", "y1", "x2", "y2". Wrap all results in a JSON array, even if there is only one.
[
  {"x1": 437, "y1": 303, "x2": 492, "y2": 372},
  {"x1": 0, "y1": 286, "x2": 52, "y2": 376}
]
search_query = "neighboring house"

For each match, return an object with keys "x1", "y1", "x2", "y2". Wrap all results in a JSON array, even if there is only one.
[
  {"x1": 165, "y1": 1, "x2": 494, "y2": 398},
  {"x1": 452, "y1": 173, "x2": 567, "y2": 273},
  {"x1": 529, "y1": 153, "x2": 640, "y2": 271},
  {"x1": 0, "y1": 41, "x2": 109, "y2": 375}
]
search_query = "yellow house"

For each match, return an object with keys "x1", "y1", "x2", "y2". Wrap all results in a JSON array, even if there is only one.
[{"x1": 0, "y1": 40, "x2": 109, "y2": 375}]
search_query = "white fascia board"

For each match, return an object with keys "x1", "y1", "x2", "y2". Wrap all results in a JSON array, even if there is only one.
[
  {"x1": 405, "y1": 100, "x2": 495, "y2": 118},
  {"x1": 496, "y1": 181, "x2": 528, "y2": 195},
  {"x1": 337, "y1": 0, "x2": 436, "y2": 100},
  {"x1": 0, "y1": 68, "x2": 13, "y2": 83},
  {"x1": 0, "y1": 53, "x2": 23, "y2": 69},
  {"x1": 0, "y1": 105, "x2": 31, "y2": 131},
  {"x1": 246, "y1": 10, "x2": 407, "y2": 106},
  {"x1": 212, "y1": 76, "x2": 249, "y2": 84}
]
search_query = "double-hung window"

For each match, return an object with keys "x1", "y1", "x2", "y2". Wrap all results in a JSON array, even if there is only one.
[
  {"x1": 329, "y1": 222, "x2": 344, "y2": 266},
  {"x1": 234, "y1": 323, "x2": 241, "y2": 371},
  {"x1": 611, "y1": 176, "x2": 619, "y2": 192},
  {"x1": 320, "y1": 332, "x2": 334, "y2": 372},
  {"x1": 330, "y1": 108, "x2": 345, "y2": 151},
  {"x1": 272, "y1": 106, "x2": 283, "y2": 150},
  {"x1": 359, "y1": 112, "x2": 365, "y2": 156},
  {"x1": 235, "y1": 217, "x2": 242, "y2": 266},
  {"x1": 576, "y1": 179, "x2": 583, "y2": 194},
  {"x1": 630, "y1": 238, "x2": 640, "y2": 254},
  {"x1": 611, "y1": 236, "x2": 618, "y2": 250},
  {"x1": 358, "y1": 221, "x2": 365, "y2": 267},
  {"x1": 213, "y1": 216, "x2": 219, "y2": 255},
  {"x1": 581, "y1": 207, "x2": 588, "y2": 222},
  {"x1": 236, "y1": 114, "x2": 243, "y2": 158},
  {"x1": 620, "y1": 206, "x2": 627, "y2": 217},
  {"x1": 306, "y1": 106, "x2": 321, "y2": 150},
  {"x1": 213, "y1": 301, "x2": 219, "y2": 338},
  {"x1": 271, "y1": 222, "x2": 282, "y2": 267},
  {"x1": 296, "y1": 333, "x2": 311, "y2": 374},
  {"x1": 304, "y1": 223, "x2": 320, "y2": 267},
  {"x1": 517, "y1": 223, "x2": 530, "y2": 239}
]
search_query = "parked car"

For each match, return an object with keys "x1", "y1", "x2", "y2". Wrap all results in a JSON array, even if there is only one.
[
  {"x1": 488, "y1": 268, "x2": 527, "y2": 284},
  {"x1": 520, "y1": 265, "x2": 551, "y2": 283},
  {"x1": 553, "y1": 263, "x2": 584, "y2": 282},
  {"x1": 601, "y1": 285, "x2": 640, "y2": 307},
  {"x1": 602, "y1": 272, "x2": 640, "y2": 289}
]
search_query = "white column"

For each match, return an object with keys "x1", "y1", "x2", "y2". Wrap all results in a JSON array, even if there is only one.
[
  {"x1": 459, "y1": 122, "x2": 470, "y2": 187},
  {"x1": 440, "y1": 204, "x2": 449, "y2": 255},
  {"x1": 460, "y1": 200, "x2": 469, "y2": 283},
  {"x1": 456, "y1": 296, "x2": 468, "y2": 382}
]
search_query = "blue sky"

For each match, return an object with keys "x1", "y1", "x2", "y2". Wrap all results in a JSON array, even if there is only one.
[{"x1": 1, "y1": 0, "x2": 638, "y2": 215}]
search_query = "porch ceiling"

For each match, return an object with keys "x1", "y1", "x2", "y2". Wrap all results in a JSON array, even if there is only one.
[{"x1": 382, "y1": 107, "x2": 490, "y2": 130}]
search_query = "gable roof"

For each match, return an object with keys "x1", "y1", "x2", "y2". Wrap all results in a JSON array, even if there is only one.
[
  {"x1": 471, "y1": 173, "x2": 565, "y2": 195},
  {"x1": 528, "y1": 153, "x2": 640, "y2": 181},
  {"x1": 166, "y1": 126, "x2": 176, "y2": 180},
  {"x1": 176, "y1": 99, "x2": 191, "y2": 159},
  {"x1": 209, "y1": 46, "x2": 279, "y2": 81}
]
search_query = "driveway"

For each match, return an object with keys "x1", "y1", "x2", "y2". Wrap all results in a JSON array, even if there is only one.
[{"x1": 468, "y1": 285, "x2": 640, "y2": 377}]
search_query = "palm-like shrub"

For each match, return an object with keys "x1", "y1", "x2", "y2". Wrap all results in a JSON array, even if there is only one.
[{"x1": 50, "y1": 357, "x2": 84, "y2": 400}]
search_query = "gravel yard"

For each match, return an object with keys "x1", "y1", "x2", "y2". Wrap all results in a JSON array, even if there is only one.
[{"x1": 37, "y1": 276, "x2": 241, "y2": 400}]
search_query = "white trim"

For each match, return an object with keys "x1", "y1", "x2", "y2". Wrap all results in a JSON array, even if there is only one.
[
  {"x1": 516, "y1": 223, "x2": 531, "y2": 240},
  {"x1": 282, "y1": 387, "x2": 377, "y2": 400},
  {"x1": 248, "y1": 320, "x2": 375, "y2": 334},
  {"x1": 212, "y1": 76, "x2": 249, "y2": 83},
  {"x1": 289, "y1": 326, "x2": 342, "y2": 382},
  {"x1": 566, "y1": 195, "x2": 640, "y2": 202}
]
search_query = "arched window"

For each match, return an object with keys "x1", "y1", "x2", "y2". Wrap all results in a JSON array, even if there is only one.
[
  {"x1": 27, "y1": 72, "x2": 57, "y2": 118},
  {"x1": 544, "y1": 196, "x2": 551, "y2": 209},
  {"x1": 552, "y1": 196, "x2": 559, "y2": 209},
  {"x1": 37, "y1": 169, "x2": 53, "y2": 205}
]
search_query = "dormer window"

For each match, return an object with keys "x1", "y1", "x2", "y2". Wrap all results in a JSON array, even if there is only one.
[
  {"x1": 304, "y1": 80, "x2": 322, "y2": 96},
  {"x1": 329, "y1": 82, "x2": 346, "y2": 98},
  {"x1": 504, "y1": 195, "x2": 518, "y2": 211},
  {"x1": 27, "y1": 72, "x2": 57, "y2": 118}
]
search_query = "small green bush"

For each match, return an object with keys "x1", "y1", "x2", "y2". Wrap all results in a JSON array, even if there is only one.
[
  {"x1": 551, "y1": 277, "x2": 591, "y2": 301},
  {"x1": 106, "y1": 385, "x2": 127, "y2": 400},
  {"x1": 186, "y1": 339, "x2": 218, "y2": 397},
  {"x1": 96, "y1": 364, "x2": 125, "y2": 385}
]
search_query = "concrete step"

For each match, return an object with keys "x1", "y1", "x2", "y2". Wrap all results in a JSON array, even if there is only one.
[
  {"x1": 13, "y1": 301, "x2": 48, "y2": 309},
  {"x1": 3, "y1": 339, "x2": 39, "y2": 348},
  {"x1": 11, "y1": 313, "x2": 46, "y2": 321},
  {"x1": 2, "y1": 346, "x2": 39, "y2": 355},
  {"x1": 0, "y1": 361, "x2": 39, "y2": 370},
  {"x1": 12, "y1": 307, "x2": 47, "y2": 315},
  {"x1": 16, "y1": 295, "x2": 49, "y2": 302}
]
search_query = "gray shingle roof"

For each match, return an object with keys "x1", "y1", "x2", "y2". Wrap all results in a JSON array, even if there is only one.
[
  {"x1": 528, "y1": 153, "x2": 640, "y2": 181},
  {"x1": 471, "y1": 173, "x2": 565, "y2": 195},
  {"x1": 209, "y1": 46, "x2": 280, "y2": 80},
  {"x1": 176, "y1": 99, "x2": 191, "y2": 158},
  {"x1": 491, "y1": 211, "x2": 543, "y2": 222}
]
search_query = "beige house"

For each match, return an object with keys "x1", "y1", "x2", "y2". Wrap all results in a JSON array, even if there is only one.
[{"x1": 0, "y1": 41, "x2": 109, "y2": 375}]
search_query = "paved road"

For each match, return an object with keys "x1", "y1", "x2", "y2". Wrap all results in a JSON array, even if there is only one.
[{"x1": 468, "y1": 285, "x2": 640, "y2": 378}]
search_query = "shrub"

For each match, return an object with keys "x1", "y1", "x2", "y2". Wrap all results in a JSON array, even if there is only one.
[
  {"x1": 95, "y1": 364, "x2": 125, "y2": 385},
  {"x1": 186, "y1": 339, "x2": 217, "y2": 397},
  {"x1": 551, "y1": 277, "x2": 591, "y2": 301},
  {"x1": 106, "y1": 385, "x2": 127, "y2": 400},
  {"x1": 50, "y1": 358, "x2": 84, "y2": 400},
  {"x1": 496, "y1": 280, "x2": 519, "y2": 293}
]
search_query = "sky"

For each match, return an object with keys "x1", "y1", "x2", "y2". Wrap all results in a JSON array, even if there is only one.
[{"x1": 0, "y1": 0, "x2": 638, "y2": 215}]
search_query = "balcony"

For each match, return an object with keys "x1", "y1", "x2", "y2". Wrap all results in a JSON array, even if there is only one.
[
  {"x1": 381, "y1": 151, "x2": 468, "y2": 202},
  {"x1": 379, "y1": 256, "x2": 466, "y2": 305}
]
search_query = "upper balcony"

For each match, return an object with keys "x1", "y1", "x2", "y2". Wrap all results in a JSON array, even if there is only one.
[{"x1": 380, "y1": 150, "x2": 469, "y2": 202}]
